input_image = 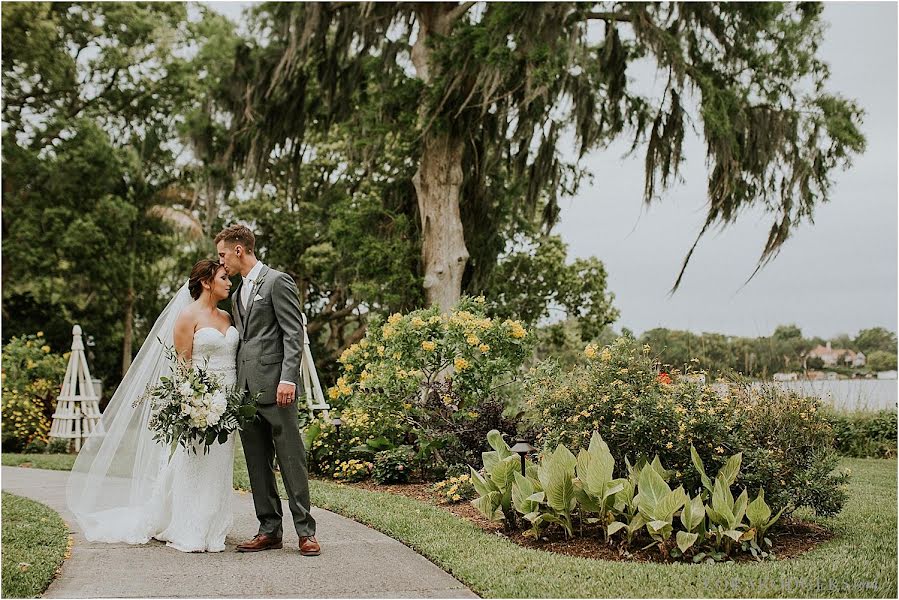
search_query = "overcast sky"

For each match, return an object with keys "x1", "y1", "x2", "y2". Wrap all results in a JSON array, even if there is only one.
[{"x1": 207, "y1": 1, "x2": 898, "y2": 340}]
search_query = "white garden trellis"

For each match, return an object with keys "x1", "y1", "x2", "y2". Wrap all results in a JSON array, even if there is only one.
[
  {"x1": 301, "y1": 313, "x2": 331, "y2": 420},
  {"x1": 49, "y1": 325, "x2": 102, "y2": 451}
]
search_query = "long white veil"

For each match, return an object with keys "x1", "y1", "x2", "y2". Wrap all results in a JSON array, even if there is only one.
[{"x1": 66, "y1": 282, "x2": 191, "y2": 542}]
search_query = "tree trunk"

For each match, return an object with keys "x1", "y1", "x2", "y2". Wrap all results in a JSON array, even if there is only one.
[
  {"x1": 413, "y1": 133, "x2": 469, "y2": 311},
  {"x1": 411, "y1": 3, "x2": 472, "y2": 312},
  {"x1": 122, "y1": 286, "x2": 134, "y2": 376}
]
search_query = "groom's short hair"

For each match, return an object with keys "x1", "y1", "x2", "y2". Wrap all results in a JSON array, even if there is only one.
[{"x1": 215, "y1": 224, "x2": 256, "y2": 254}]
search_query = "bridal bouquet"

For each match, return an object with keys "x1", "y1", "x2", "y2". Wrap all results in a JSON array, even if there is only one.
[{"x1": 135, "y1": 345, "x2": 257, "y2": 457}]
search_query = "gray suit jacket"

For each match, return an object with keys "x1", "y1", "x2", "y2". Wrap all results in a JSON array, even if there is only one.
[{"x1": 231, "y1": 265, "x2": 305, "y2": 405}]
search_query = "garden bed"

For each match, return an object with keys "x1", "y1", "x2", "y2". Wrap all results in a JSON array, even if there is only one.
[{"x1": 339, "y1": 479, "x2": 834, "y2": 564}]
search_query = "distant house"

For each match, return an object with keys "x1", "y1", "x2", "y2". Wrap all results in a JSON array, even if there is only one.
[
  {"x1": 805, "y1": 342, "x2": 866, "y2": 367},
  {"x1": 773, "y1": 372, "x2": 798, "y2": 381}
]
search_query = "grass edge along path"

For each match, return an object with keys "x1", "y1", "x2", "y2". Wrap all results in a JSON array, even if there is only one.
[
  {"x1": 1, "y1": 492, "x2": 70, "y2": 599},
  {"x1": 3, "y1": 454, "x2": 896, "y2": 597}
]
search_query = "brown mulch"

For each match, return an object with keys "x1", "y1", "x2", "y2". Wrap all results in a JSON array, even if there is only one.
[{"x1": 332, "y1": 478, "x2": 834, "y2": 563}]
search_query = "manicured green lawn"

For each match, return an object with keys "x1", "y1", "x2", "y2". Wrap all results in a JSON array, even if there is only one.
[
  {"x1": 1, "y1": 492, "x2": 69, "y2": 599},
  {"x1": 4, "y1": 451, "x2": 896, "y2": 597}
]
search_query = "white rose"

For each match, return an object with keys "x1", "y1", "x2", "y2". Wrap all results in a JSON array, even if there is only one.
[
  {"x1": 178, "y1": 381, "x2": 193, "y2": 398},
  {"x1": 207, "y1": 411, "x2": 221, "y2": 426},
  {"x1": 211, "y1": 391, "x2": 227, "y2": 410}
]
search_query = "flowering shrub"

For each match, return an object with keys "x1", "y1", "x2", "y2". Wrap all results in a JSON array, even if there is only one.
[
  {"x1": 333, "y1": 297, "x2": 532, "y2": 469},
  {"x1": 372, "y1": 445, "x2": 414, "y2": 484},
  {"x1": 2, "y1": 390, "x2": 51, "y2": 451},
  {"x1": 333, "y1": 459, "x2": 374, "y2": 482},
  {"x1": 433, "y1": 473, "x2": 476, "y2": 503},
  {"x1": 524, "y1": 337, "x2": 848, "y2": 517},
  {"x1": 825, "y1": 409, "x2": 898, "y2": 458},
  {"x1": 303, "y1": 406, "x2": 406, "y2": 477},
  {"x1": 1, "y1": 332, "x2": 67, "y2": 449}
]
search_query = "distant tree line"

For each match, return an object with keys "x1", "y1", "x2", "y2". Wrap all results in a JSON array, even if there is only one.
[{"x1": 535, "y1": 323, "x2": 898, "y2": 378}]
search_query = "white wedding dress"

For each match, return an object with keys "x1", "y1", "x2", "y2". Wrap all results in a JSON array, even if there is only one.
[
  {"x1": 70, "y1": 325, "x2": 239, "y2": 553},
  {"x1": 149, "y1": 326, "x2": 239, "y2": 552}
]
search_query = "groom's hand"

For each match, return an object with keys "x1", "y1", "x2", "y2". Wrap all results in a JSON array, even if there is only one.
[{"x1": 276, "y1": 382, "x2": 296, "y2": 407}]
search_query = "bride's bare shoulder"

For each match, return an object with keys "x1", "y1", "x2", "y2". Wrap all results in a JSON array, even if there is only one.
[{"x1": 175, "y1": 303, "x2": 200, "y2": 328}]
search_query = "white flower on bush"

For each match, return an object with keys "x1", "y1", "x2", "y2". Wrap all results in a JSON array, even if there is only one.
[{"x1": 178, "y1": 381, "x2": 193, "y2": 398}]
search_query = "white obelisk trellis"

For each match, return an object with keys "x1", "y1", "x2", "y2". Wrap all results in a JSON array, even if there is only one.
[
  {"x1": 49, "y1": 325, "x2": 102, "y2": 451},
  {"x1": 301, "y1": 314, "x2": 331, "y2": 419}
]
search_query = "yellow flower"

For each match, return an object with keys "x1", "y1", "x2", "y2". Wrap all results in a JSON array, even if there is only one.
[
  {"x1": 393, "y1": 352, "x2": 402, "y2": 360},
  {"x1": 359, "y1": 338, "x2": 369, "y2": 349},
  {"x1": 478, "y1": 343, "x2": 490, "y2": 354},
  {"x1": 382, "y1": 325, "x2": 395, "y2": 339},
  {"x1": 466, "y1": 334, "x2": 480, "y2": 346},
  {"x1": 422, "y1": 340, "x2": 437, "y2": 352},
  {"x1": 474, "y1": 296, "x2": 486, "y2": 304},
  {"x1": 388, "y1": 313, "x2": 403, "y2": 325},
  {"x1": 600, "y1": 348, "x2": 612, "y2": 362},
  {"x1": 666, "y1": 441, "x2": 674, "y2": 449},
  {"x1": 41, "y1": 345, "x2": 51, "y2": 354},
  {"x1": 442, "y1": 395, "x2": 453, "y2": 406},
  {"x1": 508, "y1": 321, "x2": 527, "y2": 339},
  {"x1": 584, "y1": 344, "x2": 597, "y2": 359},
  {"x1": 403, "y1": 402, "x2": 412, "y2": 410},
  {"x1": 377, "y1": 345, "x2": 385, "y2": 356},
  {"x1": 328, "y1": 387, "x2": 340, "y2": 400},
  {"x1": 468, "y1": 412, "x2": 479, "y2": 419},
  {"x1": 36, "y1": 331, "x2": 44, "y2": 337},
  {"x1": 411, "y1": 316, "x2": 425, "y2": 329},
  {"x1": 454, "y1": 357, "x2": 470, "y2": 371},
  {"x1": 715, "y1": 446, "x2": 725, "y2": 454},
  {"x1": 452, "y1": 494, "x2": 462, "y2": 501},
  {"x1": 429, "y1": 315, "x2": 442, "y2": 324}
]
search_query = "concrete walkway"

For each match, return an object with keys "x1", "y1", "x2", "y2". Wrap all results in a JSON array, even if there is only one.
[{"x1": 2, "y1": 467, "x2": 477, "y2": 598}]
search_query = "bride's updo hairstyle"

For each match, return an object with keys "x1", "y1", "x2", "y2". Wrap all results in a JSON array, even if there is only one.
[{"x1": 188, "y1": 259, "x2": 222, "y2": 300}]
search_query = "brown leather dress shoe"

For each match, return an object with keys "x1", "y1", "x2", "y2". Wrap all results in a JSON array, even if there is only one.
[
  {"x1": 236, "y1": 533, "x2": 283, "y2": 552},
  {"x1": 299, "y1": 535, "x2": 321, "y2": 556}
]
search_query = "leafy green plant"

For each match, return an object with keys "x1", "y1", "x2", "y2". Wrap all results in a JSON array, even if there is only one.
[
  {"x1": 469, "y1": 430, "x2": 521, "y2": 524},
  {"x1": 372, "y1": 445, "x2": 414, "y2": 484}
]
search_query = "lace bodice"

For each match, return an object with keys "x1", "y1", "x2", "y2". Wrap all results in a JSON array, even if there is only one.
[{"x1": 192, "y1": 326, "x2": 239, "y2": 382}]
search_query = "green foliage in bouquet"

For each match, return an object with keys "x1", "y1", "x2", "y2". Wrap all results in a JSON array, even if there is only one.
[
  {"x1": 524, "y1": 337, "x2": 849, "y2": 517},
  {"x1": 135, "y1": 345, "x2": 257, "y2": 458}
]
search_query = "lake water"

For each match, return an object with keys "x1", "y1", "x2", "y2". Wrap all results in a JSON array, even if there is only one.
[{"x1": 771, "y1": 380, "x2": 897, "y2": 412}]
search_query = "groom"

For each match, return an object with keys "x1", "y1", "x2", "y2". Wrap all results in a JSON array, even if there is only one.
[{"x1": 215, "y1": 224, "x2": 320, "y2": 556}]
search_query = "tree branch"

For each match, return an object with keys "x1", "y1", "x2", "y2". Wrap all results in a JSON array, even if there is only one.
[{"x1": 445, "y1": 1, "x2": 476, "y2": 25}]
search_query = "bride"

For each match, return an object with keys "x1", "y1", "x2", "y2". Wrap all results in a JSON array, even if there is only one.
[{"x1": 67, "y1": 259, "x2": 240, "y2": 552}]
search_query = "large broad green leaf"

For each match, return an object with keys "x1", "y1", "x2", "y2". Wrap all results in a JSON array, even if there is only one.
[
  {"x1": 539, "y1": 446, "x2": 577, "y2": 513},
  {"x1": 746, "y1": 489, "x2": 772, "y2": 528},
  {"x1": 690, "y1": 445, "x2": 713, "y2": 493},
  {"x1": 627, "y1": 513, "x2": 647, "y2": 534},
  {"x1": 603, "y1": 479, "x2": 627, "y2": 501},
  {"x1": 471, "y1": 491, "x2": 504, "y2": 522},
  {"x1": 482, "y1": 450, "x2": 500, "y2": 473},
  {"x1": 512, "y1": 472, "x2": 541, "y2": 515},
  {"x1": 469, "y1": 466, "x2": 499, "y2": 496},
  {"x1": 676, "y1": 530, "x2": 699, "y2": 553},
  {"x1": 655, "y1": 486, "x2": 688, "y2": 520},
  {"x1": 577, "y1": 434, "x2": 616, "y2": 498},
  {"x1": 608, "y1": 521, "x2": 627, "y2": 536},
  {"x1": 733, "y1": 489, "x2": 749, "y2": 526},
  {"x1": 711, "y1": 479, "x2": 736, "y2": 528},
  {"x1": 635, "y1": 461, "x2": 672, "y2": 516},
  {"x1": 486, "y1": 429, "x2": 514, "y2": 460},
  {"x1": 650, "y1": 455, "x2": 673, "y2": 481},
  {"x1": 490, "y1": 455, "x2": 519, "y2": 492},
  {"x1": 681, "y1": 493, "x2": 706, "y2": 531},
  {"x1": 717, "y1": 452, "x2": 743, "y2": 487}
]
